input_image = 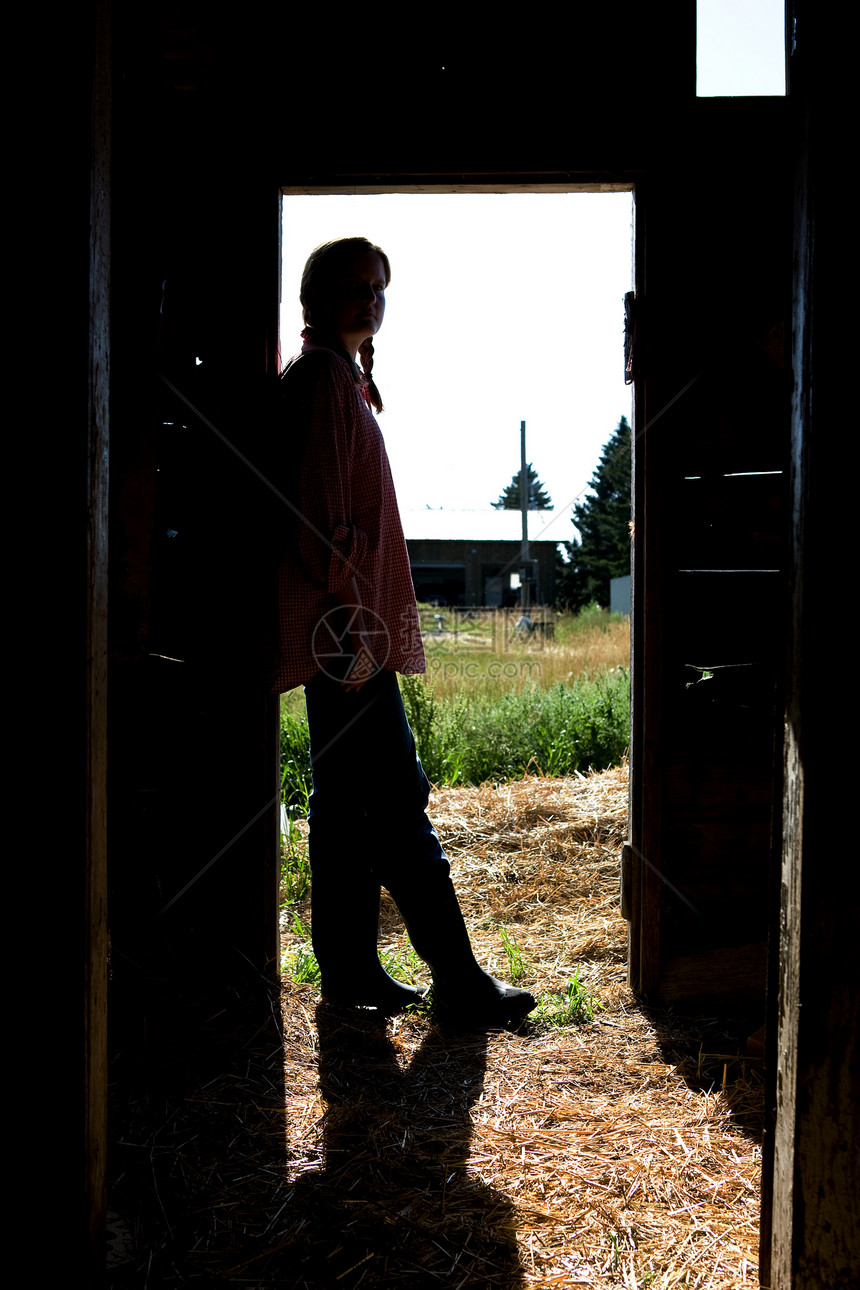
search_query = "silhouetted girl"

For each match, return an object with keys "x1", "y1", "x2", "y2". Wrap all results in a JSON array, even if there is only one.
[{"x1": 274, "y1": 237, "x2": 536, "y2": 1028}]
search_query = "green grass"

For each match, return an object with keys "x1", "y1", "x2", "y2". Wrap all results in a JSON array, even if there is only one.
[
  {"x1": 500, "y1": 924, "x2": 528, "y2": 983},
  {"x1": 531, "y1": 968, "x2": 604, "y2": 1028},
  {"x1": 378, "y1": 944, "x2": 424, "y2": 987},
  {"x1": 280, "y1": 815, "x2": 311, "y2": 905},
  {"x1": 285, "y1": 944, "x2": 321, "y2": 984},
  {"x1": 279, "y1": 608, "x2": 629, "y2": 796},
  {"x1": 399, "y1": 669, "x2": 629, "y2": 787},
  {"x1": 280, "y1": 912, "x2": 321, "y2": 982},
  {"x1": 280, "y1": 708, "x2": 312, "y2": 818},
  {"x1": 419, "y1": 604, "x2": 629, "y2": 701},
  {"x1": 280, "y1": 905, "x2": 602, "y2": 1029}
]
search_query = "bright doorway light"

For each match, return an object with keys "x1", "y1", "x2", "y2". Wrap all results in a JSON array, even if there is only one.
[{"x1": 280, "y1": 190, "x2": 634, "y2": 534}]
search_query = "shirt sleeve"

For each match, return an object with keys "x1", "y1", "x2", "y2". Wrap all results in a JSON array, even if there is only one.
[{"x1": 286, "y1": 353, "x2": 371, "y2": 594}]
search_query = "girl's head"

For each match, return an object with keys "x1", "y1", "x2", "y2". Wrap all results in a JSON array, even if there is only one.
[
  {"x1": 300, "y1": 238, "x2": 390, "y2": 332},
  {"x1": 300, "y1": 237, "x2": 390, "y2": 410}
]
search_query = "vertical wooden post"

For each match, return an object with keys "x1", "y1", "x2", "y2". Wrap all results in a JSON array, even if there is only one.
[
  {"x1": 762, "y1": 8, "x2": 860, "y2": 1280},
  {"x1": 86, "y1": 0, "x2": 111, "y2": 1278},
  {"x1": 519, "y1": 421, "x2": 529, "y2": 610}
]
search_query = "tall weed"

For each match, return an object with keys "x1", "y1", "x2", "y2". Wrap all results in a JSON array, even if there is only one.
[
  {"x1": 281, "y1": 815, "x2": 311, "y2": 905},
  {"x1": 280, "y1": 707, "x2": 312, "y2": 816}
]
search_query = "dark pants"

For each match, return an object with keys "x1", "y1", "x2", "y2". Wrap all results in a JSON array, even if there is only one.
[
  {"x1": 303, "y1": 669, "x2": 452, "y2": 978},
  {"x1": 302, "y1": 671, "x2": 536, "y2": 1025}
]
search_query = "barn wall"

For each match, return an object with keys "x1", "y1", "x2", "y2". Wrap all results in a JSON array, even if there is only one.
[
  {"x1": 407, "y1": 539, "x2": 558, "y2": 606},
  {"x1": 626, "y1": 101, "x2": 793, "y2": 1012}
]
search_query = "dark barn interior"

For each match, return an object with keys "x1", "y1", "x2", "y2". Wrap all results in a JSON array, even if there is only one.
[{"x1": 60, "y1": 2, "x2": 856, "y2": 1284}]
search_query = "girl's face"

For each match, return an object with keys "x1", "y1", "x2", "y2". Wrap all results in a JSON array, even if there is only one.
[{"x1": 320, "y1": 251, "x2": 387, "y2": 356}]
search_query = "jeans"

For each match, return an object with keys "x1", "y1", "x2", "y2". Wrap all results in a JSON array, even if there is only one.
[
  {"x1": 303, "y1": 670, "x2": 536, "y2": 1023},
  {"x1": 303, "y1": 669, "x2": 450, "y2": 973}
]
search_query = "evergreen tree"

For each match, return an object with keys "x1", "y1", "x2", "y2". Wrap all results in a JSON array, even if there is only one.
[
  {"x1": 557, "y1": 417, "x2": 631, "y2": 609},
  {"x1": 492, "y1": 464, "x2": 553, "y2": 510}
]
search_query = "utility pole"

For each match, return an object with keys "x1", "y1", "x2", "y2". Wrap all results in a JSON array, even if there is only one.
[{"x1": 519, "y1": 420, "x2": 529, "y2": 610}]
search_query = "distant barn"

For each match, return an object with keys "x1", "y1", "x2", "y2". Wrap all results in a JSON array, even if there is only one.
[{"x1": 402, "y1": 509, "x2": 569, "y2": 607}]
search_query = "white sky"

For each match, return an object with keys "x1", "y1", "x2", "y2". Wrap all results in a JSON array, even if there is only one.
[
  {"x1": 281, "y1": 191, "x2": 634, "y2": 535},
  {"x1": 279, "y1": 4, "x2": 784, "y2": 537}
]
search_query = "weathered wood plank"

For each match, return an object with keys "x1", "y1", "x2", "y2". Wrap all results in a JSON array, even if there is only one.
[
  {"x1": 765, "y1": 16, "x2": 860, "y2": 1279},
  {"x1": 659, "y1": 943, "x2": 767, "y2": 1011},
  {"x1": 85, "y1": 2, "x2": 111, "y2": 1280}
]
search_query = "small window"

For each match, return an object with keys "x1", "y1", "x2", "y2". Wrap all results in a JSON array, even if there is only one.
[{"x1": 697, "y1": 0, "x2": 786, "y2": 97}]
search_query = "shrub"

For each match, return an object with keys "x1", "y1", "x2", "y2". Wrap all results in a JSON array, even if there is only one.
[{"x1": 399, "y1": 669, "x2": 629, "y2": 786}]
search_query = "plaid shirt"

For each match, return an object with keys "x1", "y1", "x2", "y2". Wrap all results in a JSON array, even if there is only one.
[{"x1": 271, "y1": 338, "x2": 425, "y2": 692}]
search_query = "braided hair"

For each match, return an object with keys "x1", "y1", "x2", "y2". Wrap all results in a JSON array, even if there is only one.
[{"x1": 299, "y1": 237, "x2": 390, "y2": 413}]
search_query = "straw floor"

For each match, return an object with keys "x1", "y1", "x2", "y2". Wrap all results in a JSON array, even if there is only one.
[
  {"x1": 277, "y1": 768, "x2": 764, "y2": 1288},
  {"x1": 108, "y1": 767, "x2": 764, "y2": 1286}
]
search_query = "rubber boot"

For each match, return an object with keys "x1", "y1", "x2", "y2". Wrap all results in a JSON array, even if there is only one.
[
  {"x1": 311, "y1": 871, "x2": 426, "y2": 1015},
  {"x1": 386, "y1": 872, "x2": 536, "y2": 1029}
]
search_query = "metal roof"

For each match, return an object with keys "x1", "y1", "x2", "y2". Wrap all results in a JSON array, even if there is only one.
[{"x1": 401, "y1": 508, "x2": 573, "y2": 543}]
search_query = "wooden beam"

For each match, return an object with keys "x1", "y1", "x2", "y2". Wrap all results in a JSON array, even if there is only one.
[{"x1": 85, "y1": 0, "x2": 111, "y2": 1279}]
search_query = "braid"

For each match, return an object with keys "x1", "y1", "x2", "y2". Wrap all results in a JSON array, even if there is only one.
[{"x1": 358, "y1": 337, "x2": 384, "y2": 413}]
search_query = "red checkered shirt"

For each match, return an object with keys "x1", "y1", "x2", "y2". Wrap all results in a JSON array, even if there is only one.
[{"x1": 270, "y1": 338, "x2": 425, "y2": 692}]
